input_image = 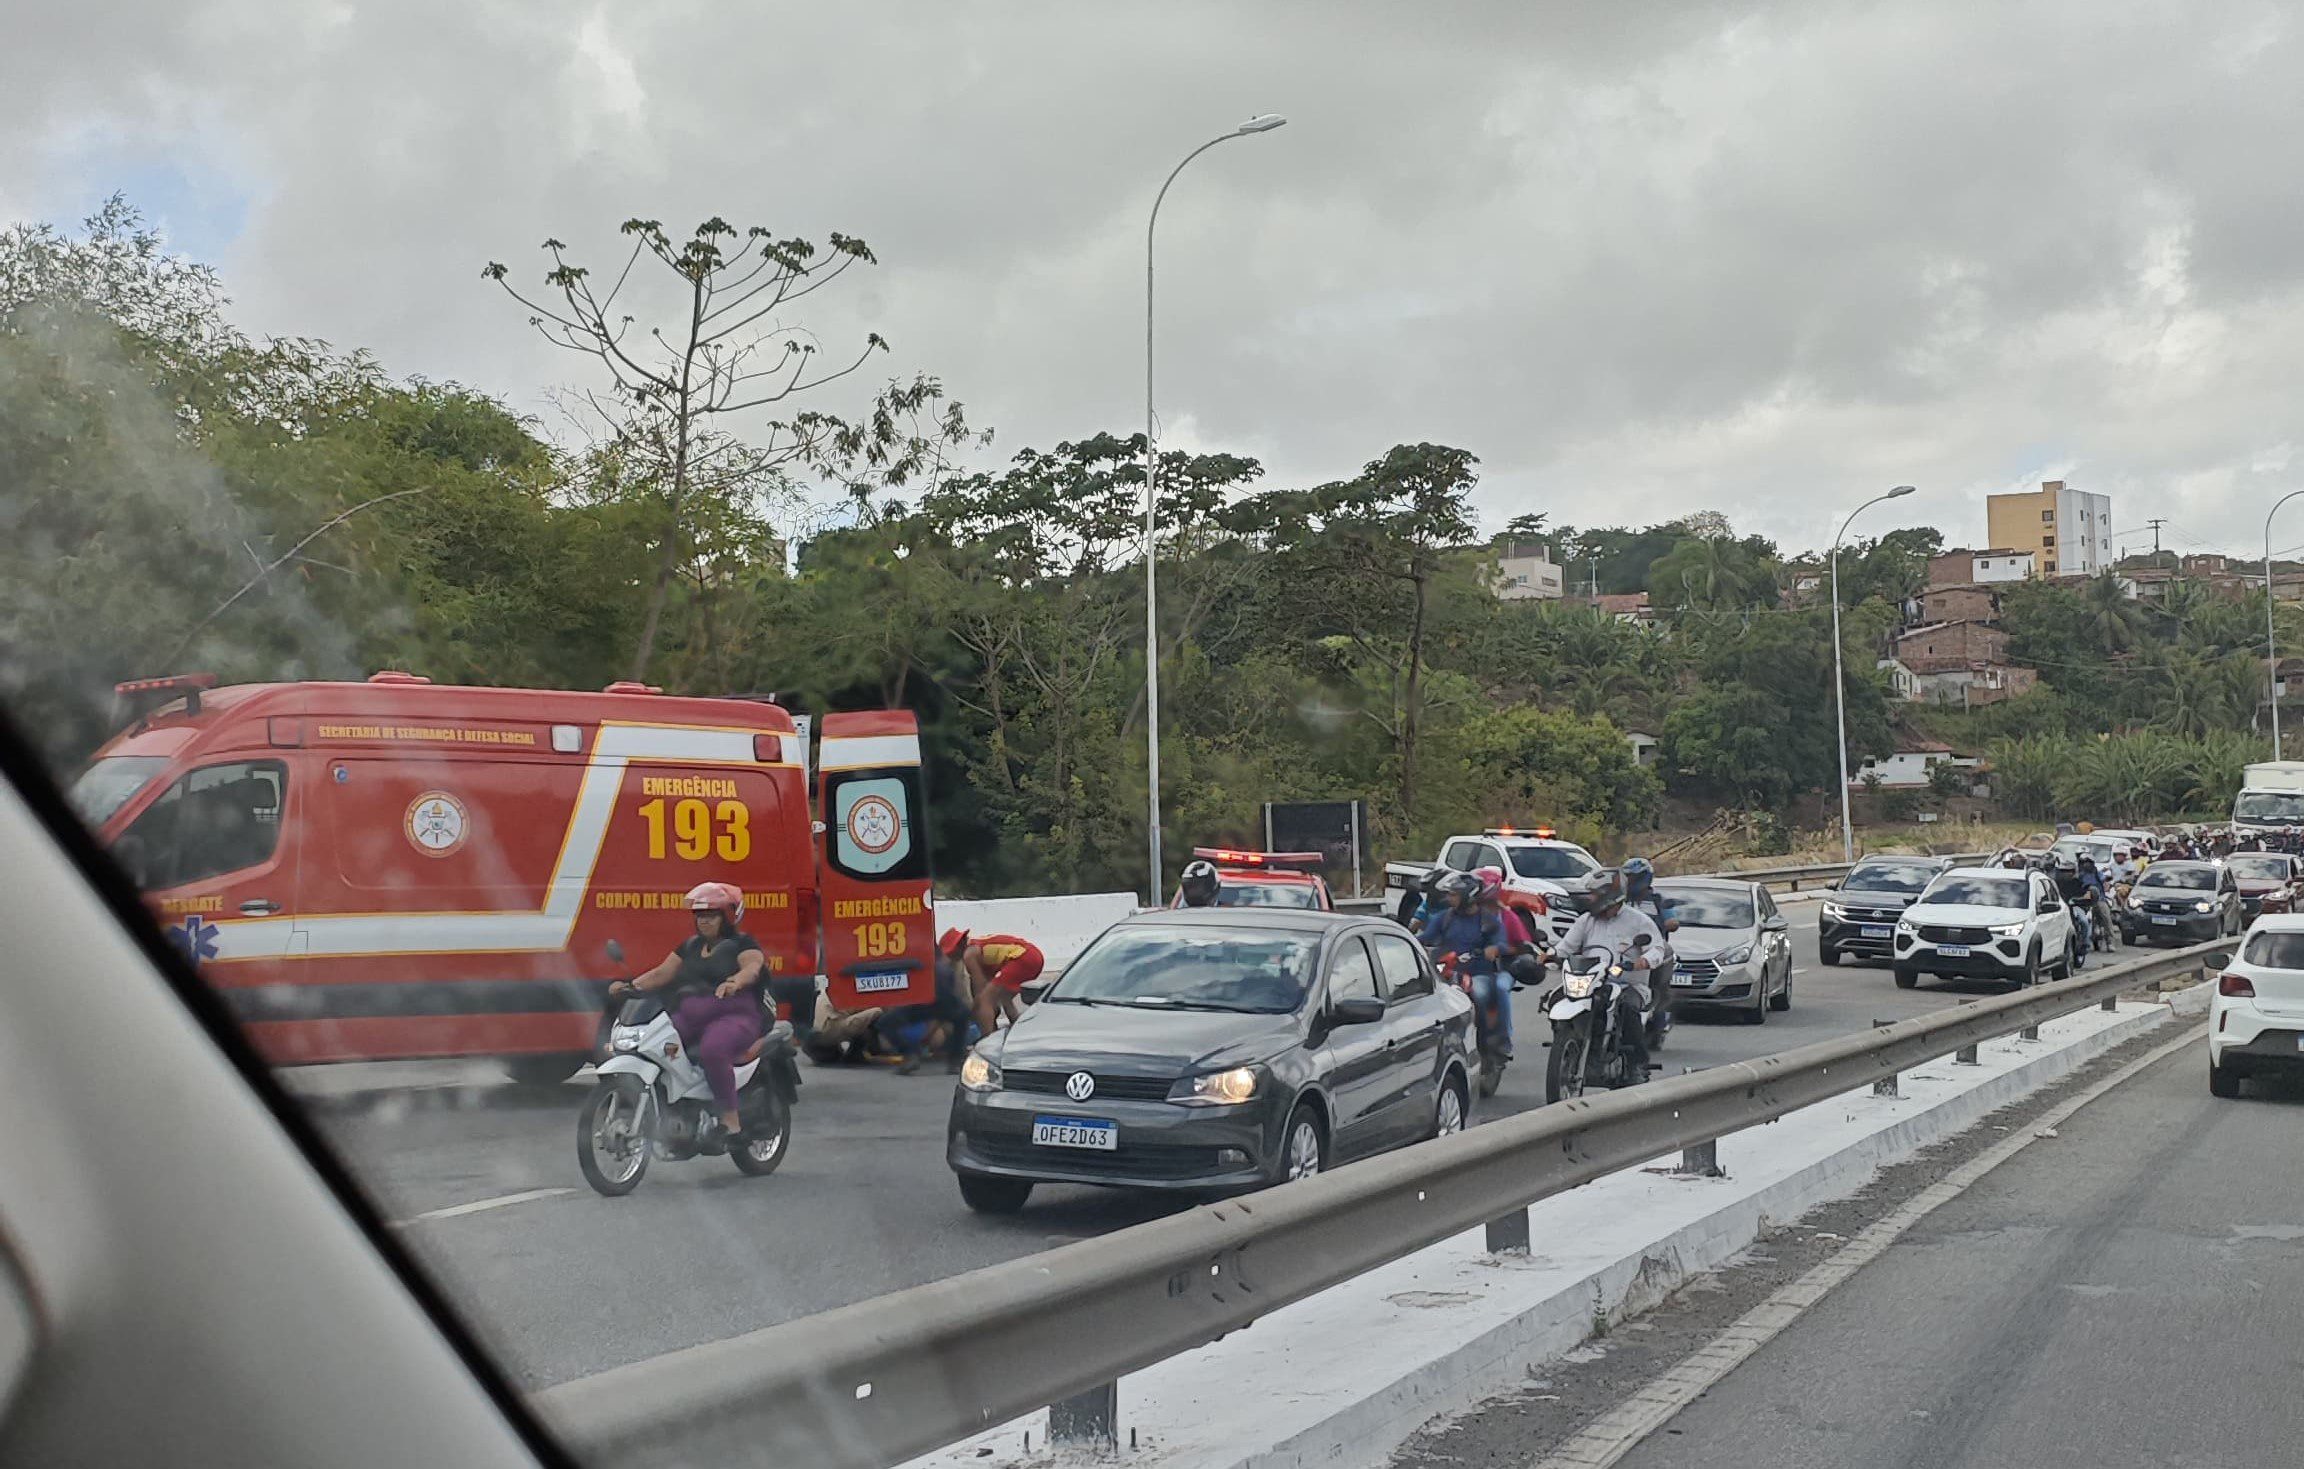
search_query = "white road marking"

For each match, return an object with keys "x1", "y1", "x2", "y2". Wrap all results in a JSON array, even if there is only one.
[
  {"x1": 395, "y1": 1187, "x2": 574, "y2": 1226},
  {"x1": 1524, "y1": 1023, "x2": 2206, "y2": 1469}
]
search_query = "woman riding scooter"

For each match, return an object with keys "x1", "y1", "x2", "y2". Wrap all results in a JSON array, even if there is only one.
[{"x1": 609, "y1": 881, "x2": 765, "y2": 1149}]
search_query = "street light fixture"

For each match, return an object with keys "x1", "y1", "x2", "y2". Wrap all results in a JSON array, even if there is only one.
[
  {"x1": 2265, "y1": 490, "x2": 2304, "y2": 758},
  {"x1": 1141, "y1": 113, "x2": 1287, "y2": 905},
  {"x1": 1831, "y1": 485, "x2": 1917, "y2": 864}
]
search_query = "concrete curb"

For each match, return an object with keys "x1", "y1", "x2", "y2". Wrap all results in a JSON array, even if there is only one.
[{"x1": 1244, "y1": 987, "x2": 2204, "y2": 1469}]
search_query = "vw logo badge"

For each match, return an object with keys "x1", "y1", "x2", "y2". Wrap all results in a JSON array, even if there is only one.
[{"x1": 1064, "y1": 1071, "x2": 1096, "y2": 1102}]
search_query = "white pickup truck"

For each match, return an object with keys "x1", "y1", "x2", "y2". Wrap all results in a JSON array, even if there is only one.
[{"x1": 1383, "y1": 827, "x2": 1608, "y2": 943}]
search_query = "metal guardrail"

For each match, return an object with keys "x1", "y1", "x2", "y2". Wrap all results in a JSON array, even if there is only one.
[{"x1": 539, "y1": 939, "x2": 2225, "y2": 1468}]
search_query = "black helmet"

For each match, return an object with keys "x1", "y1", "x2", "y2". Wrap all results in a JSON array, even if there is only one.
[
  {"x1": 1179, "y1": 860, "x2": 1221, "y2": 907},
  {"x1": 1587, "y1": 868, "x2": 1627, "y2": 915},
  {"x1": 1438, "y1": 870, "x2": 1483, "y2": 904}
]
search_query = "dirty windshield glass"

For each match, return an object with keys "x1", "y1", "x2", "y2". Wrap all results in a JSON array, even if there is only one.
[
  {"x1": 8, "y1": 6, "x2": 2299, "y2": 1467},
  {"x1": 1049, "y1": 926, "x2": 1316, "y2": 1012}
]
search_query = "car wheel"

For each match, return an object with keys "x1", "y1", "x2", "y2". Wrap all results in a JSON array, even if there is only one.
[
  {"x1": 1745, "y1": 971, "x2": 1768, "y2": 1025},
  {"x1": 957, "y1": 1173, "x2": 1034, "y2": 1214},
  {"x1": 2020, "y1": 943, "x2": 2042, "y2": 989},
  {"x1": 1277, "y1": 1104, "x2": 1327, "y2": 1183},
  {"x1": 1430, "y1": 1073, "x2": 1468, "y2": 1139},
  {"x1": 1893, "y1": 966, "x2": 1920, "y2": 990},
  {"x1": 1769, "y1": 959, "x2": 1793, "y2": 1011},
  {"x1": 2209, "y1": 1052, "x2": 2245, "y2": 1099}
]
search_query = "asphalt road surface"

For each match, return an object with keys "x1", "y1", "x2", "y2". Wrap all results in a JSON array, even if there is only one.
[
  {"x1": 1598, "y1": 1041, "x2": 2304, "y2": 1469},
  {"x1": 297, "y1": 908, "x2": 2086, "y2": 1389}
]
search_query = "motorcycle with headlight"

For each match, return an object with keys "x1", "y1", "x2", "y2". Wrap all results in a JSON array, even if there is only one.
[
  {"x1": 576, "y1": 939, "x2": 802, "y2": 1197},
  {"x1": 1543, "y1": 937, "x2": 1652, "y2": 1104}
]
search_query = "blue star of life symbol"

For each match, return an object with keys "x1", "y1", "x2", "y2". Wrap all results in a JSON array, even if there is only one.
[{"x1": 169, "y1": 914, "x2": 221, "y2": 964}]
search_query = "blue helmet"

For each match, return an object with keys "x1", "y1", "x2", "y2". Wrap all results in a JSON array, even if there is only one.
[{"x1": 1621, "y1": 856, "x2": 1655, "y2": 896}]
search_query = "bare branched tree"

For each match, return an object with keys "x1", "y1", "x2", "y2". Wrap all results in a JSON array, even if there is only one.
[{"x1": 485, "y1": 217, "x2": 888, "y2": 679}]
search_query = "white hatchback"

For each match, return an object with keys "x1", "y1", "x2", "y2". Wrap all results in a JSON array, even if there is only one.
[{"x1": 2208, "y1": 915, "x2": 2304, "y2": 1097}]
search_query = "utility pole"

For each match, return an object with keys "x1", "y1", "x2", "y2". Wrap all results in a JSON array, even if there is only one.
[{"x1": 2146, "y1": 517, "x2": 2167, "y2": 557}]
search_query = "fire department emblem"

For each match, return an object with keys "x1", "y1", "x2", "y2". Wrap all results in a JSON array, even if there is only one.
[
  {"x1": 846, "y1": 793, "x2": 902, "y2": 856},
  {"x1": 404, "y1": 791, "x2": 469, "y2": 857}
]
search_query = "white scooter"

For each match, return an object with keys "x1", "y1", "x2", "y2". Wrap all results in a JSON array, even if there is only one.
[{"x1": 577, "y1": 939, "x2": 801, "y2": 1197}]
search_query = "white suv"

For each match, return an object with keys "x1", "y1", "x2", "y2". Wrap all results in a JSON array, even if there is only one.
[
  {"x1": 2208, "y1": 916, "x2": 2304, "y2": 1098},
  {"x1": 1892, "y1": 866, "x2": 2078, "y2": 991}
]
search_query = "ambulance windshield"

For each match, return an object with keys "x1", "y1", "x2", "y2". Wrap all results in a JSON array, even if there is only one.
[{"x1": 68, "y1": 755, "x2": 170, "y2": 827}]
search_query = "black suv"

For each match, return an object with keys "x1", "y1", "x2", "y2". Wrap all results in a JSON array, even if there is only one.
[{"x1": 1819, "y1": 856, "x2": 1957, "y2": 965}]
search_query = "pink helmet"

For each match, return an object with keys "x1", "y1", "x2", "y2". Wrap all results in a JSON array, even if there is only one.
[
  {"x1": 1472, "y1": 865, "x2": 1505, "y2": 899},
  {"x1": 684, "y1": 881, "x2": 744, "y2": 923}
]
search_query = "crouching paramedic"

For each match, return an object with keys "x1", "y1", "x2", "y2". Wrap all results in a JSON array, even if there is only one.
[
  {"x1": 947, "y1": 929, "x2": 1046, "y2": 1038},
  {"x1": 609, "y1": 881, "x2": 763, "y2": 1146}
]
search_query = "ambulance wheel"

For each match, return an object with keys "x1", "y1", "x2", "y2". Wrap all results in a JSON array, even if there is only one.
[
  {"x1": 729, "y1": 1093, "x2": 793, "y2": 1176},
  {"x1": 505, "y1": 1053, "x2": 585, "y2": 1088},
  {"x1": 577, "y1": 1076, "x2": 654, "y2": 1197}
]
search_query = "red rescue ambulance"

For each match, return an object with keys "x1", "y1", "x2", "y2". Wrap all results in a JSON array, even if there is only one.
[{"x1": 71, "y1": 673, "x2": 937, "y2": 1069}]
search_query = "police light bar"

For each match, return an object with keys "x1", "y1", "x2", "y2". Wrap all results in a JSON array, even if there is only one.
[
  {"x1": 1192, "y1": 847, "x2": 1326, "y2": 872},
  {"x1": 1484, "y1": 825, "x2": 1558, "y2": 840}
]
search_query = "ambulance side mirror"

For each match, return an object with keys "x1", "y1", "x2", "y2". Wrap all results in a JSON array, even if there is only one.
[{"x1": 604, "y1": 940, "x2": 626, "y2": 965}]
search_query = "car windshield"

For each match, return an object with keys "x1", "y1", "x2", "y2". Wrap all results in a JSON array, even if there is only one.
[
  {"x1": 1508, "y1": 845, "x2": 1598, "y2": 879},
  {"x1": 1660, "y1": 890, "x2": 1755, "y2": 929},
  {"x1": 2139, "y1": 866, "x2": 2215, "y2": 891},
  {"x1": 2225, "y1": 855, "x2": 2290, "y2": 882},
  {"x1": 1047, "y1": 926, "x2": 1317, "y2": 1013},
  {"x1": 66, "y1": 755, "x2": 171, "y2": 827},
  {"x1": 2051, "y1": 840, "x2": 2114, "y2": 866},
  {"x1": 1920, "y1": 875, "x2": 2029, "y2": 909},
  {"x1": 2235, "y1": 791, "x2": 2304, "y2": 822},
  {"x1": 2243, "y1": 930, "x2": 2304, "y2": 969},
  {"x1": 1216, "y1": 879, "x2": 1323, "y2": 909},
  {"x1": 1842, "y1": 863, "x2": 1935, "y2": 894}
]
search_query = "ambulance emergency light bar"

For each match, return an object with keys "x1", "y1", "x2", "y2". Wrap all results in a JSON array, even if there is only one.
[
  {"x1": 114, "y1": 672, "x2": 218, "y2": 718},
  {"x1": 1193, "y1": 847, "x2": 1327, "y2": 872}
]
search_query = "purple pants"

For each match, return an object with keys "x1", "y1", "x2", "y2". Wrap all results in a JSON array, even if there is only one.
[{"x1": 670, "y1": 993, "x2": 764, "y2": 1113}]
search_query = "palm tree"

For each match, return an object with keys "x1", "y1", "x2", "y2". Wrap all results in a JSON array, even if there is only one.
[{"x1": 2079, "y1": 571, "x2": 2147, "y2": 654}]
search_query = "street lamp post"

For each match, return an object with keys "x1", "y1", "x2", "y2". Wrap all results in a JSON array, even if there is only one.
[
  {"x1": 2265, "y1": 490, "x2": 2304, "y2": 758},
  {"x1": 1830, "y1": 485, "x2": 1917, "y2": 864},
  {"x1": 1142, "y1": 112, "x2": 1286, "y2": 906}
]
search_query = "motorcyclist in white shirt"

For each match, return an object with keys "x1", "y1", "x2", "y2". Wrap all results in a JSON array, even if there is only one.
[{"x1": 1556, "y1": 870, "x2": 1667, "y2": 1071}]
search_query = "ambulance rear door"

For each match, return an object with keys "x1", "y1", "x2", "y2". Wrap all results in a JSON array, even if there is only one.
[{"x1": 816, "y1": 712, "x2": 936, "y2": 1009}]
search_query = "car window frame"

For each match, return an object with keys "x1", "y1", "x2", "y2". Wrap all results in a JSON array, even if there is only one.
[
  {"x1": 1369, "y1": 929, "x2": 1433, "y2": 1001},
  {"x1": 113, "y1": 757, "x2": 290, "y2": 892},
  {"x1": 1322, "y1": 933, "x2": 1382, "y2": 1010}
]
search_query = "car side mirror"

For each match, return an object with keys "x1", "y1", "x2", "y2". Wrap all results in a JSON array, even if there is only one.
[
  {"x1": 1019, "y1": 977, "x2": 1056, "y2": 1007},
  {"x1": 1762, "y1": 915, "x2": 1789, "y2": 932},
  {"x1": 1330, "y1": 996, "x2": 1385, "y2": 1026},
  {"x1": 604, "y1": 939, "x2": 626, "y2": 964}
]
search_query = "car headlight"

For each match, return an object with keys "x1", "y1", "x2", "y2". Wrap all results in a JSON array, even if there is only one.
[
  {"x1": 1821, "y1": 902, "x2": 1847, "y2": 920},
  {"x1": 1170, "y1": 1066, "x2": 1261, "y2": 1106},
  {"x1": 1714, "y1": 943, "x2": 1752, "y2": 965},
  {"x1": 1896, "y1": 917, "x2": 1916, "y2": 931},
  {"x1": 2194, "y1": 900, "x2": 2213, "y2": 913},
  {"x1": 958, "y1": 1053, "x2": 1002, "y2": 1093},
  {"x1": 610, "y1": 1027, "x2": 642, "y2": 1053},
  {"x1": 1989, "y1": 924, "x2": 2024, "y2": 938}
]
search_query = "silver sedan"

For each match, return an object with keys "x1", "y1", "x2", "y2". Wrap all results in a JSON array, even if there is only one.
[{"x1": 1654, "y1": 877, "x2": 1795, "y2": 1025}]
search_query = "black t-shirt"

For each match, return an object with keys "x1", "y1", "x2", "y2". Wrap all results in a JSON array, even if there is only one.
[{"x1": 668, "y1": 932, "x2": 763, "y2": 1002}]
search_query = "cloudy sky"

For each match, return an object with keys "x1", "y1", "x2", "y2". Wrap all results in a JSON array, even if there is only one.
[{"x1": 9, "y1": 0, "x2": 2304, "y2": 558}]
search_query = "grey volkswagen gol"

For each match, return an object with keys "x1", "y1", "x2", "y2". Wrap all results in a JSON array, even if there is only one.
[{"x1": 946, "y1": 909, "x2": 1477, "y2": 1213}]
